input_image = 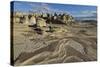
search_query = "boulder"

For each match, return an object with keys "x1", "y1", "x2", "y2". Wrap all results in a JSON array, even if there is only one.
[
  {"x1": 36, "y1": 18, "x2": 46, "y2": 27},
  {"x1": 13, "y1": 17, "x2": 20, "y2": 23},
  {"x1": 61, "y1": 14, "x2": 74, "y2": 25},
  {"x1": 29, "y1": 16, "x2": 36, "y2": 26},
  {"x1": 24, "y1": 15, "x2": 29, "y2": 24},
  {"x1": 42, "y1": 13, "x2": 48, "y2": 18}
]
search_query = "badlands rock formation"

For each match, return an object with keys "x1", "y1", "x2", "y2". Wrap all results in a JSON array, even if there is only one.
[{"x1": 12, "y1": 12, "x2": 97, "y2": 66}]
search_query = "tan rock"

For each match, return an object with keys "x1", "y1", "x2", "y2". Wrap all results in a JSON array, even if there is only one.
[
  {"x1": 63, "y1": 56, "x2": 84, "y2": 63},
  {"x1": 36, "y1": 18, "x2": 46, "y2": 27},
  {"x1": 66, "y1": 39, "x2": 85, "y2": 54},
  {"x1": 13, "y1": 17, "x2": 20, "y2": 23},
  {"x1": 24, "y1": 15, "x2": 29, "y2": 24},
  {"x1": 29, "y1": 16, "x2": 36, "y2": 25}
]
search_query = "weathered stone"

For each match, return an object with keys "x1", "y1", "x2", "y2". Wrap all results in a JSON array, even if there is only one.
[
  {"x1": 29, "y1": 16, "x2": 36, "y2": 25},
  {"x1": 53, "y1": 16, "x2": 57, "y2": 20},
  {"x1": 14, "y1": 12, "x2": 24, "y2": 18},
  {"x1": 42, "y1": 13, "x2": 48, "y2": 17},
  {"x1": 63, "y1": 56, "x2": 84, "y2": 63},
  {"x1": 36, "y1": 18, "x2": 46, "y2": 27},
  {"x1": 60, "y1": 14, "x2": 74, "y2": 25},
  {"x1": 65, "y1": 39, "x2": 85, "y2": 55},
  {"x1": 13, "y1": 17, "x2": 20, "y2": 23},
  {"x1": 24, "y1": 15, "x2": 29, "y2": 24},
  {"x1": 62, "y1": 15, "x2": 67, "y2": 22}
]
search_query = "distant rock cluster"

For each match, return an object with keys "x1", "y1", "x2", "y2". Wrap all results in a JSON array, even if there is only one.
[
  {"x1": 13, "y1": 12, "x2": 75, "y2": 26},
  {"x1": 12, "y1": 12, "x2": 75, "y2": 35}
]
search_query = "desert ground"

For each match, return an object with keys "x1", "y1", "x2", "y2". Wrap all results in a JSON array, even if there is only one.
[{"x1": 12, "y1": 13, "x2": 97, "y2": 66}]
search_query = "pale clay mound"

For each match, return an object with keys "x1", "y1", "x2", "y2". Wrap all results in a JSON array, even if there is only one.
[{"x1": 13, "y1": 23, "x2": 97, "y2": 66}]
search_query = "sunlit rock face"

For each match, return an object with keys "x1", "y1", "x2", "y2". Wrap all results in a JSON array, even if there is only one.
[
  {"x1": 24, "y1": 15, "x2": 29, "y2": 24},
  {"x1": 29, "y1": 16, "x2": 36, "y2": 25},
  {"x1": 36, "y1": 18, "x2": 47, "y2": 27},
  {"x1": 13, "y1": 17, "x2": 20, "y2": 23}
]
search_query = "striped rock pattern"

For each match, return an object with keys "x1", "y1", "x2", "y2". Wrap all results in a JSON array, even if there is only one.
[{"x1": 13, "y1": 22, "x2": 97, "y2": 66}]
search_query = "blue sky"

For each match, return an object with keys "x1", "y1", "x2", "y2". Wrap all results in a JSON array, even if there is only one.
[{"x1": 11, "y1": 1, "x2": 97, "y2": 18}]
